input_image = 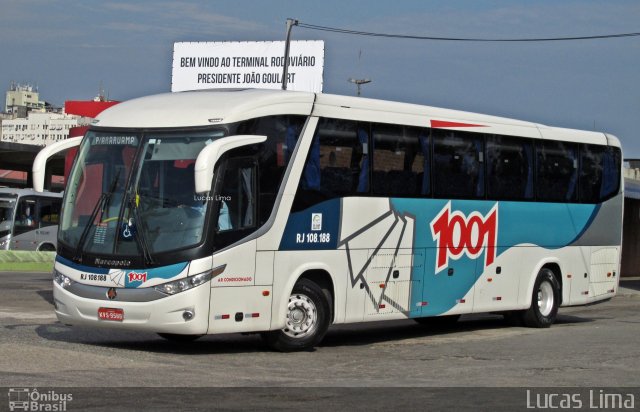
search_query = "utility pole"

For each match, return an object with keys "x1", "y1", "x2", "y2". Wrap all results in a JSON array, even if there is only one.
[
  {"x1": 282, "y1": 18, "x2": 299, "y2": 90},
  {"x1": 348, "y1": 78, "x2": 371, "y2": 96}
]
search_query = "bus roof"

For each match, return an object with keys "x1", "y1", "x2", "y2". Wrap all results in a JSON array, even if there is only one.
[
  {"x1": 0, "y1": 187, "x2": 63, "y2": 198},
  {"x1": 93, "y1": 89, "x2": 618, "y2": 147}
]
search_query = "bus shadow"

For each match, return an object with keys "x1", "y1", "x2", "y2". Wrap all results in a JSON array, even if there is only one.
[
  {"x1": 555, "y1": 313, "x2": 597, "y2": 325},
  {"x1": 34, "y1": 323, "x2": 268, "y2": 354},
  {"x1": 320, "y1": 313, "x2": 595, "y2": 348},
  {"x1": 36, "y1": 289, "x2": 54, "y2": 305},
  {"x1": 620, "y1": 279, "x2": 640, "y2": 292},
  {"x1": 34, "y1": 312, "x2": 595, "y2": 354}
]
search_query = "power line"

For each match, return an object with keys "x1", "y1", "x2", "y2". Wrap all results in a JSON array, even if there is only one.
[{"x1": 297, "y1": 22, "x2": 640, "y2": 42}]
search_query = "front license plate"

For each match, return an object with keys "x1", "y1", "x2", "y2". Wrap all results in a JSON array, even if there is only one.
[{"x1": 98, "y1": 307, "x2": 124, "y2": 322}]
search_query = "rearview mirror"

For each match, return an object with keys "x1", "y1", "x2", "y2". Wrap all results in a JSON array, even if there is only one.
[
  {"x1": 194, "y1": 135, "x2": 267, "y2": 194},
  {"x1": 32, "y1": 136, "x2": 83, "y2": 192}
]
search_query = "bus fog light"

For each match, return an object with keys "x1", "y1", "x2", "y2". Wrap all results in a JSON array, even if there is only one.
[
  {"x1": 154, "y1": 270, "x2": 213, "y2": 295},
  {"x1": 183, "y1": 310, "x2": 195, "y2": 321}
]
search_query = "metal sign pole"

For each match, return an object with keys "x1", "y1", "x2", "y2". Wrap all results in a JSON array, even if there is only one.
[{"x1": 282, "y1": 18, "x2": 299, "y2": 90}]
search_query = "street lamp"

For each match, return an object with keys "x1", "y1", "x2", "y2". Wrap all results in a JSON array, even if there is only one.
[{"x1": 348, "y1": 78, "x2": 371, "y2": 96}]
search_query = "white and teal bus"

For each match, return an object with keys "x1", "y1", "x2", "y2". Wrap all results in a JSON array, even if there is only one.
[{"x1": 41, "y1": 89, "x2": 622, "y2": 351}]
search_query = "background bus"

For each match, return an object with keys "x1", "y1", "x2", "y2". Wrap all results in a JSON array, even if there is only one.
[
  {"x1": 0, "y1": 188, "x2": 62, "y2": 251},
  {"x1": 45, "y1": 89, "x2": 622, "y2": 351}
]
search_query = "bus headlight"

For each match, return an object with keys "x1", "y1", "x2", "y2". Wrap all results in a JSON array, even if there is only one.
[
  {"x1": 154, "y1": 270, "x2": 212, "y2": 295},
  {"x1": 53, "y1": 270, "x2": 74, "y2": 289}
]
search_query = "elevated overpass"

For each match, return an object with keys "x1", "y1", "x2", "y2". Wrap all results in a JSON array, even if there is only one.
[{"x1": 0, "y1": 141, "x2": 65, "y2": 189}]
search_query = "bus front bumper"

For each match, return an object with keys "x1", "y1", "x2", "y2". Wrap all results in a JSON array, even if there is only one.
[{"x1": 53, "y1": 280, "x2": 211, "y2": 335}]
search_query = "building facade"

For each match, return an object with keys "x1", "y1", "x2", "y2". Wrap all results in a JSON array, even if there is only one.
[
  {"x1": 5, "y1": 83, "x2": 45, "y2": 114},
  {"x1": 0, "y1": 112, "x2": 79, "y2": 146}
]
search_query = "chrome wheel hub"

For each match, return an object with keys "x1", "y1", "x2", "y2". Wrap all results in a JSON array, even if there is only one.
[
  {"x1": 537, "y1": 280, "x2": 554, "y2": 317},
  {"x1": 283, "y1": 293, "x2": 317, "y2": 339}
]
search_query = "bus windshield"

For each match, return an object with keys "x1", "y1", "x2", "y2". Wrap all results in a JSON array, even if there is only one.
[{"x1": 60, "y1": 130, "x2": 224, "y2": 259}]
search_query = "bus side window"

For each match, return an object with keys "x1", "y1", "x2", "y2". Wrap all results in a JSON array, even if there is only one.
[
  {"x1": 371, "y1": 124, "x2": 430, "y2": 197},
  {"x1": 486, "y1": 135, "x2": 534, "y2": 200},
  {"x1": 293, "y1": 118, "x2": 366, "y2": 210},
  {"x1": 579, "y1": 144, "x2": 622, "y2": 203},
  {"x1": 215, "y1": 158, "x2": 257, "y2": 233},
  {"x1": 38, "y1": 198, "x2": 61, "y2": 227},
  {"x1": 579, "y1": 144, "x2": 605, "y2": 203},
  {"x1": 536, "y1": 141, "x2": 578, "y2": 202},
  {"x1": 600, "y1": 147, "x2": 621, "y2": 200},
  {"x1": 433, "y1": 130, "x2": 484, "y2": 199},
  {"x1": 234, "y1": 115, "x2": 307, "y2": 225}
]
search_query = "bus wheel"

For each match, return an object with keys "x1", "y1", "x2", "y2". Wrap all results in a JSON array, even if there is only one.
[
  {"x1": 157, "y1": 333, "x2": 203, "y2": 343},
  {"x1": 262, "y1": 278, "x2": 330, "y2": 352},
  {"x1": 38, "y1": 243, "x2": 56, "y2": 252},
  {"x1": 522, "y1": 268, "x2": 560, "y2": 328}
]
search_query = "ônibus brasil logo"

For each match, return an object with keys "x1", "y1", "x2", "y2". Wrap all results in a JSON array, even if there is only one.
[{"x1": 430, "y1": 202, "x2": 498, "y2": 274}]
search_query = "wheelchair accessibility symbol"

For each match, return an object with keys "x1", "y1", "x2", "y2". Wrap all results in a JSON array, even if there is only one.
[{"x1": 121, "y1": 220, "x2": 136, "y2": 240}]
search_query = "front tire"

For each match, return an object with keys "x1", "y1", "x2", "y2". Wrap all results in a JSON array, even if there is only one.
[
  {"x1": 262, "y1": 278, "x2": 331, "y2": 352},
  {"x1": 522, "y1": 268, "x2": 560, "y2": 328}
]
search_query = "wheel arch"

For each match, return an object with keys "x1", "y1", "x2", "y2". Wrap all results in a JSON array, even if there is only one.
[
  {"x1": 272, "y1": 263, "x2": 338, "y2": 330},
  {"x1": 298, "y1": 269, "x2": 335, "y2": 321},
  {"x1": 524, "y1": 259, "x2": 564, "y2": 307},
  {"x1": 37, "y1": 242, "x2": 56, "y2": 252}
]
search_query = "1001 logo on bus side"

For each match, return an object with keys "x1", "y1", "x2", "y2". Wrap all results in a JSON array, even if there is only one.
[{"x1": 430, "y1": 202, "x2": 498, "y2": 273}]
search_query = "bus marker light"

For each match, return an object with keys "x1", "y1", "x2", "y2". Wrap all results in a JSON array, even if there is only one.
[
  {"x1": 379, "y1": 283, "x2": 385, "y2": 289},
  {"x1": 215, "y1": 314, "x2": 230, "y2": 320},
  {"x1": 245, "y1": 313, "x2": 260, "y2": 318},
  {"x1": 211, "y1": 264, "x2": 227, "y2": 277},
  {"x1": 582, "y1": 291, "x2": 589, "y2": 295},
  {"x1": 487, "y1": 278, "x2": 493, "y2": 282},
  {"x1": 493, "y1": 296, "x2": 502, "y2": 301},
  {"x1": 457, "y1": 299, "x2": 466, "y2": 304},
  {"x1": 262, "y1": 290, "x2": 270, "y2": 296},
  {"x1": 417, "y1": 301, "x2": 428, "y2": 307},
  {"x1": 567, "y1": 274, "x2": 572, "y2": 279},
  {"x1": 379, "y1": 304, "x2": 386, "y2": 309},
  {"x1": 608, "y1": 289, "x2": 615, "y2": 293},
  {"x1": 607, "y1": 272, "x2": 612, "y2": 278}
]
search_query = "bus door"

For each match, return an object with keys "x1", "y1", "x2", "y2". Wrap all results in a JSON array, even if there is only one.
[
  {"x1": 0, "y1": 196, "x2": 16, "y2": 250},
  {"x1": 11, "y1": 197, "x2": 38, "y2": 250},
  {"x1": 209, "y1": 157, "x2": 270, "y2": 333}
]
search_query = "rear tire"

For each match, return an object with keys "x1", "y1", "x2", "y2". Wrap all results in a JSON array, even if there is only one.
[
  {"x1": 522, "y1": 268, "x2": 560, "y2": 328},
  {"x1": 38, "y1": 243, "x2": 56, "y2": 252},
  {"x1": 262, "y1": 278, "x2": 331, "y2": 352}
]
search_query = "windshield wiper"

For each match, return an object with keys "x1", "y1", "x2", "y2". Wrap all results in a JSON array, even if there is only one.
[
  {"x1": 73, "y1": 171, "x2": 120, "y2": 262},
  {"x1": 127, "y1": 193, "x2": 155, "y2": 266}
]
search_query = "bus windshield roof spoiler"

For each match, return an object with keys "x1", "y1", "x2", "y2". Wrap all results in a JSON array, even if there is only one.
[
  {"x1": 32, "y1": 136, "x2": 83, "y2": 193},
  {"x1": 194, "y1": 135, "x2": 267, "y2": 194}
]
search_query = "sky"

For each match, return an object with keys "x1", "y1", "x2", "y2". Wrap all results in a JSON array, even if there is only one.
[{"x1": 1, "y1": 0, "x2": 639, "y2": 155}]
